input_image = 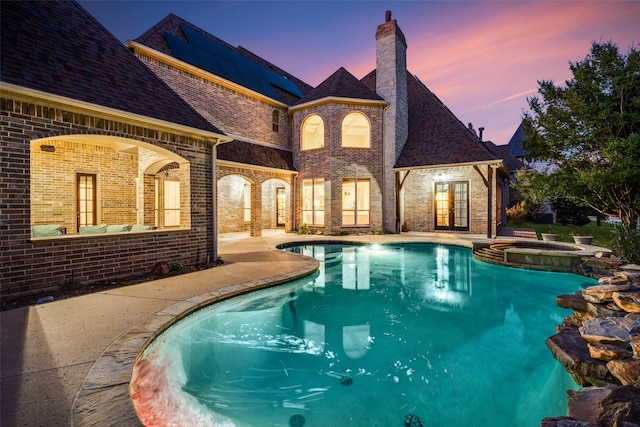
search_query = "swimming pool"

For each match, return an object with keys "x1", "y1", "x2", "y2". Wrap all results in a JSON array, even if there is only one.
[{"x1": 131, "y1": 243, "x2": 595, "y2": 426}]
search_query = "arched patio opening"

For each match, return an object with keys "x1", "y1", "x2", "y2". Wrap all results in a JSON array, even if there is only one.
[
  {"x1": 262, "y1": 178, "x2": 291, "y2": 231},
  {"x1": 30, "y1": 134, "x2": 191, "y2": 236},
  {"x1": 217, "y1": 174, "x2": 253, "y2": 234}
]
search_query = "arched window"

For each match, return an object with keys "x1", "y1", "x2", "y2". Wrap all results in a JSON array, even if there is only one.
[
  {"x1": 272, "y1": 110, "x2": 279, "y2": 132},
  {"x1": 341, "y1": 112, "x2": 370, "y2": 148},
  {"x1": 301, "y1": 114, "x2": 324, "y2": 150}
]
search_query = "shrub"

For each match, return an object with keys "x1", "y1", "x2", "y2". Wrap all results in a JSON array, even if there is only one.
[
  {"x1": 506, "y1": 202, "x2": 527, "y2": 225},
  {"x1": 553, "y1": 198, "x2": 591, "y2": 226},
  {"x1": 610, "y1": 227, "x2": 640, "y2": 264}
]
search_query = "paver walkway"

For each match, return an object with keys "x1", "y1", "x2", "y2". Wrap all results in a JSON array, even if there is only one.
[{"x1": 1, "y1": 231, "x2": 481, "y2": 426}]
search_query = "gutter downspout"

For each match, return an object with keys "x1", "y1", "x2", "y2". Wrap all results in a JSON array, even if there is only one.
[
  {"x1": 212, "y1": 142, "x2": 219, "y2": 263},
  {"x1": 487, "y1": 165, "x2": 493, "y2": 238}
]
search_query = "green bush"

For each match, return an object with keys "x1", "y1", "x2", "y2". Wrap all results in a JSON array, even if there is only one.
[
  {"x1": 553, "y1": 198, "x2": 592, "y2": 226},
  {"x1": 506, "y1": 202, "x2": 527, "y2": 225},
  {"x1": 610, "y1": 227, "x2": 640, "y2": 264}
]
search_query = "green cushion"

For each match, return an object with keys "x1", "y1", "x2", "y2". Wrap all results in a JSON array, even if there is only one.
[
  {"x1": 79, "y1": 224, "x2": 108, "y2": 234},
  {"x1": 31, "y1": 224, "x2": 63, "y2": 238},
  {"x1": 130, "y1": 224, "x2": 153, "y2": 232},
  {"x1": 106, "y1": 224, "x2": 130, "y2": 233}
]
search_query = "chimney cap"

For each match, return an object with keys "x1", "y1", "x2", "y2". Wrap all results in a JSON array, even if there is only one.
[{"x1": 385, "y1": 10, "x2": 391, "y2": 22}]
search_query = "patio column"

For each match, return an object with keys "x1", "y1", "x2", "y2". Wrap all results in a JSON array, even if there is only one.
[{"x1": 250, "y1": 180, "x2": 262, "y2": 237}]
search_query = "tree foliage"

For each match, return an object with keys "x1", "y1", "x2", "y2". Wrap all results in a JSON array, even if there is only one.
[{"x1": 519, "y1": 41, "x2": 640, "y2": 239}]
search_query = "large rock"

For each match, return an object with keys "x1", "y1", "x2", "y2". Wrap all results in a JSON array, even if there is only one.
[
  {"x1": 546, "y1": 327, "x2": 612, "y2": 386},
  {"x1": 557, "y1": 291, "x2": 588, "y2": 313},
  {"x1": 579, "y1": 317, "x2": 639, "y2": 345},
  {"x1": 607, "y1": 359, "x2": 640, "y2": 386},
  {"x1": 598, "y1": 385, "x2": 640, "y2": 426},
  {"x1": 631, "y1": 325, "x2": 640, "y2": 358},
  {"x1": 567, "y1": 386, "x2": 614, "y2": 426},
  {"x1": 540, "y1": 417, "x2": 589, "y2": 427},
  {"x1": 614, "y1": 291, "x2": 640, "y2": 313},
  {"x1": 587, "y1": 342, "x2": 633, "y2": 362},
  {"x1": 586, "y1": 301, "x2": 628, "y2": 319},
  {"x1": 582, "y1": 284, "x2": 635, "y2": 303}
]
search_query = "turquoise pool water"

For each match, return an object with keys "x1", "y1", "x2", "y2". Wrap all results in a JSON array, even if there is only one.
[{"x1": 132, "y1": 243, "x2": 595, "y2": 426}]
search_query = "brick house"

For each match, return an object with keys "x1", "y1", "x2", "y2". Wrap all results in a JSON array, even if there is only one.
[
  {"x1": 1, "y1": 1, "x2": 230, "y2": 296},
  {"x1": 1, "y1": 2, "x2": 514, "y2": 296},
  {"x1": 130, "y1": 10, "x2": 513, "y2": 238}
]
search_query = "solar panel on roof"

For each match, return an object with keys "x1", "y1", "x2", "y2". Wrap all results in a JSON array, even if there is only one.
[{"x1": 166, "y1": 23, "x2": 304, "y2": 100}]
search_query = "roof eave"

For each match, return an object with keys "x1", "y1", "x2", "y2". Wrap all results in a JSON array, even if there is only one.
[
  {"x1": 290, "y1": 96, "x2": 388, "y2": 113},
  {"x1": 394, "y1": 159, "x2": 505, "y2": 172},
  {"x1": 1, "y1": 81, "x2": 232, "y2": 144},
  {"x1": 216, "y1": 159, "x2": 298, "y2": 175}
]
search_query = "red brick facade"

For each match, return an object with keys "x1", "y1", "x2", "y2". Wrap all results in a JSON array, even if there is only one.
[{"x1": 0, "y1": 94, "x2": 217, "y2": 296}]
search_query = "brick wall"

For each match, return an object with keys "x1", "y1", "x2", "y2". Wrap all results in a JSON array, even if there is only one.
[
  {"x1": 137, "y1": 53, "x2": 290, "y2": 150},
  {"x1": 402, "y1": 166, "x2": 498, "y2": 235},
  {"x1": 1, "y1": 95, "x2": 215, "y2": 297},
  {"x1": 292, "y1": 103, "x2": 386, "y2": 233},
  {"x1": 31, "y1": 139, "x2": 139, "y2": 232}
]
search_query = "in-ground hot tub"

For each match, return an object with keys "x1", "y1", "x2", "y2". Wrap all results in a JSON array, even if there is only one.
[{"x1": 472, "y1": 239, "x2": 612, "y2": 272}]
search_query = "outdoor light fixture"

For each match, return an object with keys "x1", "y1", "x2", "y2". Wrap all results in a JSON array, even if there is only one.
[{"x1": 40, "y1": 145, "x2": 55, "y2": 152}]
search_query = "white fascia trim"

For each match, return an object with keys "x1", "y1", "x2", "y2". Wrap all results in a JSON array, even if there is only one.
[
  {"x1": 127, "y1": 40, "x2": 289, "y2": 109},
  {"x1": 217, "y1": 159, "x2": 298, "y2": 175},
  {"x1": 393, "y1": 159, "x2": 504, "y2": 172},
  {"x1": 289, "y1": 97, "x2": 388, "y2": 113},
  {"x1": 1, "y1": 82, "x2": 232, "y2": 144},
  {"x1": 225, "y1": 133, "x2": 292, "y2": 151}
]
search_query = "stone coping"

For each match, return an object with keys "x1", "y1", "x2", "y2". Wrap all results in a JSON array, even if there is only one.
[{"x1": 71, "y1": 256, "x2": 320, "y2": 426}]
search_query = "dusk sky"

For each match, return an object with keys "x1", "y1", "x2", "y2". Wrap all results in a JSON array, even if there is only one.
[{"x1": 79, "y1": 1, "x2": 639, "y2": 145}]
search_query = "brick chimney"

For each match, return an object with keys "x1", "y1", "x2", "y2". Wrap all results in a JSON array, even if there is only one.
[{"x1": 376, "y1": 10, "x2": 408, "y2": 233}]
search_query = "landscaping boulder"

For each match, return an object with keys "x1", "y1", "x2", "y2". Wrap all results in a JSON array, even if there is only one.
[{"x1": 579, "y1": 317, "x2": 639, "y2": 346}]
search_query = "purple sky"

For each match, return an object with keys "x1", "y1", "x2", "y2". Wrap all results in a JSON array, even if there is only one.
[{"x1": 79, "y1": 0, "x2": 639, "y2": 145}]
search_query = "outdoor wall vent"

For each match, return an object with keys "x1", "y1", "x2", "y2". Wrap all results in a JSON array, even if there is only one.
[{"x1": 40, "y1": 145, "x2": 56, "y2": 152}]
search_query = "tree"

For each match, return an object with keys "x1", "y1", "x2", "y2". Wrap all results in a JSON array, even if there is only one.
[{"x1": 518, "y1": 41, "x2": 640, "y2": 259}]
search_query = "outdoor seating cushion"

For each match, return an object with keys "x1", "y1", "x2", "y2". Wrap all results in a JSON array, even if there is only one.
[
  {"x1": 79, "y1": 224, "x2": 108, "y2": 234},
  {"x1": 106, "y1": 224, "x2": 130, "y2": 233},
  {"x1": 31, "y1": 224, "x2": 63, "y2": 237},
  {"x1": 130, "y1": 224, "x2": 153, "y2": 232}
]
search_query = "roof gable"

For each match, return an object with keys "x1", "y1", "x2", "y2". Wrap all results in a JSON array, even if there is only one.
[
  {"x1": 507, "y1": 120, "x2": 527, "y2": 158},
  {"x1": 0, "y1": 1, "x2": 221, "y2": 134},
  {"x1": 361, "y1": 70, "x2": 499, "y2": 168},
  {"x1": 295, "y1": 67, "x2": 385, "y2": 106}
]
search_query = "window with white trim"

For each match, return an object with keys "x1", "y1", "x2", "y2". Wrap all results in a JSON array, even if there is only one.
[
  {"x1": 302, "y1": 178, "x2": 324, "y2": 225},
  {"x1": 342, "y1": 178, "x2": 370, "y2": 225},
  {"x1": 301, "y1": 114, "x2": 324, "y2": 150},
  {"x1": 341, "y1": 112, "x2": 370, "y2": 148},
  {"x1": 164, "y1": 180, "x2": 181, "y2": 226}
]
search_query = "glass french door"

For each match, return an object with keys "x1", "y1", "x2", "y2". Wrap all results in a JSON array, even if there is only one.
[
  {"x1": 435, "y1": 181, "x2": 469, "y2": 231},
  {"x1": 77, "y1": 173, "x2": 97, "y2": 231},
  {"x1": 276, "y1": 187, "x2": 286, "y2": 227}
]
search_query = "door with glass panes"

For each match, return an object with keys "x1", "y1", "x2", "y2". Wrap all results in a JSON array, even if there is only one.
[{"x1": 434, "y1": 181, "x2": 469, "y2": 231}]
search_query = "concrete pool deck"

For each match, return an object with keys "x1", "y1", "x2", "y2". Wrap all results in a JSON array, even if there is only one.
[{"x1": 1, "y1": 231, "x2": 484, "y2": 426}]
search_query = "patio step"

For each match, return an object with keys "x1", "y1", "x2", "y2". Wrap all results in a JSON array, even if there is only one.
[{"x1": 473, "y1": 247, "x2": 505, "y2": 263}]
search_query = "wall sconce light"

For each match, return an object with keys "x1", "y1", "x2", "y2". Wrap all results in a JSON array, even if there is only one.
[{"x1": 40, "y1": 145, "x2": 55, "y2": 152}]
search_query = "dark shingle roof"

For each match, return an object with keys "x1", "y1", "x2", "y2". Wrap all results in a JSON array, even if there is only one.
[
  {"x1": 217, "y1": 140, "x2": 295, "y2": 171},
  {"x1": 361, "y1": 70, "x2": 499, "y2": 168},
  {"x1": 484, "y1": 141, "x2": 524, "y2": 173},
  {"x1": 1, "y1": 1, "x2": 222, "y2": 134},
  {"x1": 295, "y1": 67, "x2": 385, "y2": 106},
  {"x1": 135, "y1": 14, "x2": 312, "y2": 106},
  {"x1": 507, "y1": 120, "x2": 527, "y2": 157}
]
